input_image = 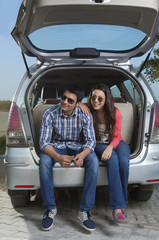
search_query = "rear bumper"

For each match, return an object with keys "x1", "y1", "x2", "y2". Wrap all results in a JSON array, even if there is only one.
[
  {"x1": 5, "y1": 160, "x2": 159, "y2": 190},
  {"x1": 4, "y1": 144, "x2": 159, "y2": 190}
]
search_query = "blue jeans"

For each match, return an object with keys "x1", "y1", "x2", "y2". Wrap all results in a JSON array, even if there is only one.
[
  {"x1": 95, "y1": 140, "x2": 130, "y2": 209},
  {"x1": 39, "y1": 148, "x2": 99, "y2": 212}
]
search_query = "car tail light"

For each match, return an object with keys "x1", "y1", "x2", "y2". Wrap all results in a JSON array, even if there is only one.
[
  {"x1": 6, "y1": 103, "x2": 27, "y2": 147},
  {"x1": 14, "y1": 185, "x2": 34, "y2": 188},
  {"x1": 150, "y1": 102, "x2": 159, "y2": 143}
]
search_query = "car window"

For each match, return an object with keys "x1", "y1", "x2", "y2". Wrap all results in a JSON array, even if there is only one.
[
  {"x1": 111, "y1": 85, "x2": 121, "y2": 98},
  {"x1": 124, "y1": 80, "x2": 141, "y2": 105},
  {"x1": 28, "y1": 24, "x2": 146, "y2": 51}
]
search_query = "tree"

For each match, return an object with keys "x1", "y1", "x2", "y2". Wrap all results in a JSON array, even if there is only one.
[
  {"x1": 141, "y1": 48, "x2": 159, "y2": 83},
  {"x1": 0, "y1": 101, "x2": 11, "y2": 111}
]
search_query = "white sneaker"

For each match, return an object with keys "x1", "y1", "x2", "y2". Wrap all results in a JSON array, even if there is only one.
[
  {"x1": 78, "y1": 210, "x2": 95, "y2": 232},
  {"x1": 42, "y1": 208, "x2": 57, "y2": 230}
]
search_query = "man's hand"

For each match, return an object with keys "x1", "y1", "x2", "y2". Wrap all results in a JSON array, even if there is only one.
[
  {"x1": 73, "y1": 148, "x2": 91, "y2": 167},
  {"x1": 73, "y1": 153, "x2": 85, "y2": 167},
  {"x1": 57, "y1": 155, "x2": 74, "y2": 168},
  {"x1": 43, "y1": 145, "x2": 74, "y2": 168}
]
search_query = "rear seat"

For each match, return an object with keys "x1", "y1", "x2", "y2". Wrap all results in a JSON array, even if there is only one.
[
  {"x1": 114, "y1": 101, "x2": 134, "y2": 144},
  {"x1": 33, "y1": 93, "x2": 134, "y2": 153},
  {"x1": 33, "y1": 93, "x2": 134, "y2": 187},
  {"x1": 33, "y1": 86, "x2": 60, "y2": 152}
]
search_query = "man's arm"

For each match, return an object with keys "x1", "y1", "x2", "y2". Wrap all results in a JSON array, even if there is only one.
[
  {"x1": 82, "y1": 113, "x2": 96, "y2": 152},
  {"x1": 73, "y1": 113, "x2": 96, "y2": 167},
  {"x1": 39, "y1": 107, "x2": 73, "y2": 168},
  {"x1": 39, "y1": 107, "x2": 54, "y2": 151},
  {"x1": 43, "y1": 145, "x2": 73, "y2": 168}
]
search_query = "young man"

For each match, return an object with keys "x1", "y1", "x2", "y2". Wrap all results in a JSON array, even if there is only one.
[{"x1": 39, "y1": 86, "x2": 99, "y2": 232}]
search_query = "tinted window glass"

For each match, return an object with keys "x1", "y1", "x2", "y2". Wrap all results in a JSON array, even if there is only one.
[
  {"x1": 124, "y1": 80, "x2": 141, "y2": 104},
  {"x1": 111, "y1": 85, "x2": 121, "y2": 98},
  {"x1": 28, "y1": 24, "x2": 146, "y2": 51}
]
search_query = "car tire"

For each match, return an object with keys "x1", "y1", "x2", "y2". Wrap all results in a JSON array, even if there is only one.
[
  {"x1": 129, "y1": 187, "x2": 153, "y2": 201},
  {"x1": 8, "y1": 190, "x2": 30, "y2": 208}
]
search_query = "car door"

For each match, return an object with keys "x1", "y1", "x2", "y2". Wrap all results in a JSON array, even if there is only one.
[{"x1": 12, "y1": 0, "x2": 159, "y2": 63}]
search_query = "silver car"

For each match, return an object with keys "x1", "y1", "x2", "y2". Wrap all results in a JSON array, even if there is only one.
[{"x1": 4, "y1": 0, "x2": 159, "y2": 207}]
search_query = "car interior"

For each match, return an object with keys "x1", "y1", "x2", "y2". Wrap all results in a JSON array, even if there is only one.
[{"x1": 28, "y1": 66, "x2": 144, "y2": 159}]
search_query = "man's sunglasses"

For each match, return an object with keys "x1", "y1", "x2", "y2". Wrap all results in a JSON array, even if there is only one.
[
  {"x1": 91, "y1": 95, "x2": 104, "y2": 103},
  {"x1": 61, "y1": 95, "x2": 75, "y2": 104}
]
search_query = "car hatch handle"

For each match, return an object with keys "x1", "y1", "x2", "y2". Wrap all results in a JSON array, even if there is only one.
[{"x1": 70, "y1": 48, "x2": 100, "y2": 58}]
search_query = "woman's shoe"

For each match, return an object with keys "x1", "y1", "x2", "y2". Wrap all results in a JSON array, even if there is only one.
[
  {"x1": 112, "y1": 211, "x2": 125, "y2": 223},
  {"x1": 121, "y1": 209, "x2": 125, "y2": 216}
]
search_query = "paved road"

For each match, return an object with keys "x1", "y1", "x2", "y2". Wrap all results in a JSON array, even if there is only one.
[{"x1": 1, "y1": 156, "x2": 159, "y2": 240}]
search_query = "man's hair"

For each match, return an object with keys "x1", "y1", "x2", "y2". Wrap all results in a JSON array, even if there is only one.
[{"x1": 65, "y1": 85, "x2": 85, "y2": 102}]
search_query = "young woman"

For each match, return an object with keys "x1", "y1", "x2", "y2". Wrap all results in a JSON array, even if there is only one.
[{"x1": 79, "y1": 84, "x2": 130, "y2": 223}]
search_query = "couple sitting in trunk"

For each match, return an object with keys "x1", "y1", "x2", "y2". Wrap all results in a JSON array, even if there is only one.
[{"x1": 39, "y1": 84, "x2": 130, "y2": 231}]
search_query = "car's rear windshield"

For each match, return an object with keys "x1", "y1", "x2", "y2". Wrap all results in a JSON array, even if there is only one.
[{"x1": 28, "y1": 24, "x2": 146, "y2": 52}]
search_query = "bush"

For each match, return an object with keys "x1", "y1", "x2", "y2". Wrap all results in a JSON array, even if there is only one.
[
  {"x1": 0, "y1": 101, "x2": 11, "y2": 111},
  {"x1": 0, "y1": 147, "x2": 5, "y2": 155},
  {"x1": 0, "y1": 136, "x2": 6, "y2": 155},
  {"x1": 0, "y1": 136, "x2": 6, "y2": 147}
]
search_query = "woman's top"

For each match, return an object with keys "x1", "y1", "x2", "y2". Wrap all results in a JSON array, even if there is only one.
[
  {"x1": 109, "y1": 108, "x2": 124, "y2": 149},
  {"x1": 97, "y1": 124, "x2": 109, "y2": 144},
  {"x1": 97, "y1": 108, "x2": 124, "y2": 149}
]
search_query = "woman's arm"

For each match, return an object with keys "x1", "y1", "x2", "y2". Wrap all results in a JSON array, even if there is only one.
[
  {"x1": 110, "y1": 108, "x2": 122, "y2": 149},
  {"x1": 101, "y1": 144, "x2": 114, "y2": 161},
  {"x1": 101, "y1": 109, "x2": 122, "y2": 161}
]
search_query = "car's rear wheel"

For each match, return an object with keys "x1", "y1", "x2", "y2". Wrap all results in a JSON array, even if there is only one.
[
  {"x1": 8, "y1": 190, "x2": 30, "y2": 208},
  {"x1": 129, "y1": 187, "x2": 153, "y2": 201}
]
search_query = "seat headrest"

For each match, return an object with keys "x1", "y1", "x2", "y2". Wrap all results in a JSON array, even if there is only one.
[
  {"x1": 44, "y1": 98, "x2": 61, "y2": 104},
  {"x1": 41, "y1": 86, "x2": 58, "y2": 101}
]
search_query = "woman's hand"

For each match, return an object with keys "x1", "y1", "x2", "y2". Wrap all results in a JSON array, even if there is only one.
[
  {"x1": 77, "y1": 102, "x2": 90, "y2": 116},
  {"x1": 101, "y1": 144, "x2": 114, "y2": 161}
]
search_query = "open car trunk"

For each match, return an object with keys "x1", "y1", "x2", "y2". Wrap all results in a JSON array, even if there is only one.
[{"x1": 29, "y1": 65, "x2": 144, "y2": 159}]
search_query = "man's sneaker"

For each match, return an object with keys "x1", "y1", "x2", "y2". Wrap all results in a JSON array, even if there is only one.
[
  {"x1": 42, "y1": 208, "x2": 57, "y2": 230},
  {"x1": 78, "y1": 210, "x2": 95, "y2": 232}
]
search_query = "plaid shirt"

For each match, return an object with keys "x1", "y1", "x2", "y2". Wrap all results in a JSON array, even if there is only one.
[{"x1": 39, "y1": 104, "x2": 96, "y2": 152}]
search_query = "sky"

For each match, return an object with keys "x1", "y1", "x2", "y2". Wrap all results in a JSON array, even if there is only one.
[
  {"x1": 0, "y1": 1, "x2": 35, "y2": 101},
  {"x1": 0, "y1": 1, "x2": 159, "y2": 101}
]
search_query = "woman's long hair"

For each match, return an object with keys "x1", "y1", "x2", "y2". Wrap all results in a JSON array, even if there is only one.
[{"x1": 87, "y1": 84, "x2": 116, "y2": 142}]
